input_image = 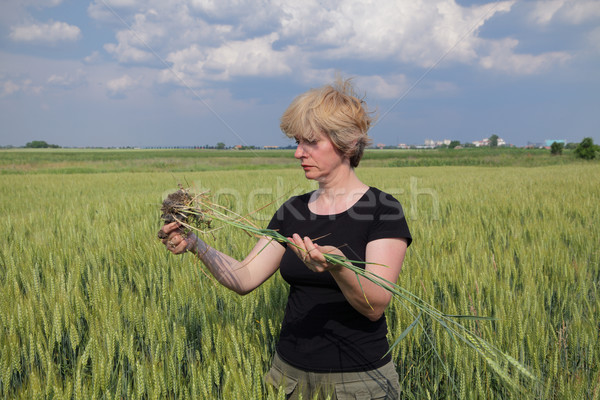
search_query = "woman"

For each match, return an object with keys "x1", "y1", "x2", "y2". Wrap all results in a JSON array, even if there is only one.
[{"x1": 161, "y1": 78, "x2": 412, "y2": 399}]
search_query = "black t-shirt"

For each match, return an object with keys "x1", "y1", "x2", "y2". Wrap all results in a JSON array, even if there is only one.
[{"x1": 267, "y1": 187, "x2": 412, "y2": 372}]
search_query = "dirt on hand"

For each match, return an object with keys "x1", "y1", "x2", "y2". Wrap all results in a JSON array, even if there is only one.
[{"x1": 157, "y1": 189, "x2": 211, "y2": 239}]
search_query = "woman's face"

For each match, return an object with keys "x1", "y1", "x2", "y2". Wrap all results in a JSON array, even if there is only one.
[{"x1": 294, "y1": 132, "x2": 347, "y2": 182}]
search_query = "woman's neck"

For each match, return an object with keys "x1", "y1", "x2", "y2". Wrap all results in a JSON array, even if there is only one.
[{"x1": 310, "y1": 168, "x2": 369, "y2": 214}]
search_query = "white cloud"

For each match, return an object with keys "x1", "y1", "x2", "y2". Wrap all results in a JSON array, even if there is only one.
[
  {"x1": 1, "y1": 80, "x2": 21, "y2": 97},
  {"x1": 100, "y1": 6, "x2": 231, "y2": 64},
  {"x1": 276, "y1": 0, "x2": 514, "y2": 67},
  {"x1": 530, "y1": 0, "x2": 600, "y2": 25},
  {"x1": 529, "y1": 0, "x2": 565, "y2": 25},
  {"x1": 87, "y1": 0, "x2": 140, "y2": 20},
  {"x1": 106, "y1": 74, "x2": 138, "y2": 97},
  {"x1": 102, "y1": 12, "x2": 165, "y2": 63},
  {"x1": 104, "y1": 41, "x2": 153, "y2": 63},
  {"x1": 84, "y1": 51, "x2": 102, "y2": 64},
  {"x1": 0, "y1": 78, "x2": 43, "y2": 96},
  {"x1": 47, "y1": 70, "x2": 86, "y2": 89},
  {"x1": 355, "y1": 75, "x2": 410, "y2": 100},
  {"x1": 84, "y1": 0, "x2": 581, "y2": 86},
  {"x1": 90, "y1": 0, "x2": 521, "y2": 89},
  {"x1": 92, "y1": 0, "x2": 518, "y2": 75},
  {"x1": 161, "y1": 33, "x2": 294, "y2": 86},
  {"x1": 9, "y1": 20, "x2": 81, "y2": 43},
  {"x1": 479, "y1": 38, "x2": 571, "y2": 74}
]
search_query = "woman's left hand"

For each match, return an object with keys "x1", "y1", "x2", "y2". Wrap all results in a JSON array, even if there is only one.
[{"x1": 288, "y1": 233, "x2": 343, "y2": 273}]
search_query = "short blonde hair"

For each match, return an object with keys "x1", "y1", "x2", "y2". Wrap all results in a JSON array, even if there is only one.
[{"x1": 280, "y1": 78, "x2": 374, "y2": 168}]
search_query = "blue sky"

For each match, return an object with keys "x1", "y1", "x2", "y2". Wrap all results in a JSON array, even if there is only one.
[{"x1": 1, "y1": 0, "x2": 599, "y2": 148}]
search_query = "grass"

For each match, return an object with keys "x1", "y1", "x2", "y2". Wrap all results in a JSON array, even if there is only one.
[
  {"x1": 0, "y1": 156, "x2": 598, "y2": 399},
  {"x1": 0, "y1": 147, "x2": 593, "y2": 174}
]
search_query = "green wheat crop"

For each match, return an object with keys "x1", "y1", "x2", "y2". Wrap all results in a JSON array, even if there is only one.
[{"x1": 0, "y1": 163, "x2": 598, "y2": 399}]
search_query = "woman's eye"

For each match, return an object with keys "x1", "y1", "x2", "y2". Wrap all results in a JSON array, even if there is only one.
[{"x1": 295, "y1": 138, "x2": 317, "y2": 145}]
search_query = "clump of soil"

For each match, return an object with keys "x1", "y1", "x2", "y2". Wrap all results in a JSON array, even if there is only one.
[{"x1": 157, "y1": 189, "x2": 211, "y2": 239}]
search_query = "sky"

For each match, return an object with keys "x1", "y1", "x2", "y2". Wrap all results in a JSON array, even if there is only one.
[{"x1": 0, "y1": 0, "x2": 599, "y2": 148}]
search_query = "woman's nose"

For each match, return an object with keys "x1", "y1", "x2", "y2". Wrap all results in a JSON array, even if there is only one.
[{"x1": 294, "y1": 144, "x2": 304, "y2": 159}]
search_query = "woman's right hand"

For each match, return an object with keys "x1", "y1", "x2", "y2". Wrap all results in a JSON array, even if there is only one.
[{"x1": 160, "y1": 222, "x2": 198, "y2": 254}]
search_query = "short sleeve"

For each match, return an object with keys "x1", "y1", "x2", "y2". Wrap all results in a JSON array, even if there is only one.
[
  {"x1": 367, "y1": 191, "x2": 412, "y2": 247},
  {"x1": 266, "y1": 204, "x2": 286, "y2": 248}
]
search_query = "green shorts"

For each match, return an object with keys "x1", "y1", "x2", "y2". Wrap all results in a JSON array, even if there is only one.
[{"x1": 264, "y1": 353, "x2": 401, "y2": 400}]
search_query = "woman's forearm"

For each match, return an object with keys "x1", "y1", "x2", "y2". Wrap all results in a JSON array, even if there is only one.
[
  {"x1": 329, "y1": 267, "x2": 392, "y2": 321},
  {"x1": 186, "y1": 235, "x2": 284, "y2": 295},
  {"x1": 188, "y1": 237, "x2": 253, "y2": 295}
]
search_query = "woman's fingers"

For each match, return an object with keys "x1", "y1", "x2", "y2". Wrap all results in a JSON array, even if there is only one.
[
  {"x1": 286, "y1": 233, "x2": 333, "y2": 272},
  {"x1": 165, "y1": 235, "x2": 187, "y2": 254},
  {"x1": 303, "y1": 236, "x2": 325, "y2": 261},
  {"x1": 162, "y1": 221, "x2": 181, "y2": 235},
  {"x1": 288, "y1": 234, "x2": 305, "y2": 260},
  {"x1": 160, "y1": 222, "x2": 193, "y2": 254}
]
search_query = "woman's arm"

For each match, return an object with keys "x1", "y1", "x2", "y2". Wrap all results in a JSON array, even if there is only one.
[
  {"x1": 289, "y1": 234, "x2": 408, "y2": 321},
  {"x1": 161, "y1": 222, "x2": 285, "y2": 295}
]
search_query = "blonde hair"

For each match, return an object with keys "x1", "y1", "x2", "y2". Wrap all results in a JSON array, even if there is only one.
[{"x1": 280, "y1": 77, "x2": 374, "y2": 168}]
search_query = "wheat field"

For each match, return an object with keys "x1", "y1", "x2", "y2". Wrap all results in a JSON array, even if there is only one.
[{"x1": 1, "y1": 163, "x2": 598, "y2": 399}]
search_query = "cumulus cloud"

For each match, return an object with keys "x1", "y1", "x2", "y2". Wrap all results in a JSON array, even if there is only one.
[
  {"x1": 479, "y1": 38, "x2": 571, "y2": 74},
  {"x1": 86, "y1": 0, "x2": 586, "y2": 85},
  {"x1": 1, "y1": 80, "x2": 21, "y2": 97},
  {"x1": 160, "y1": 33, "x2": 294, "y2": 87},
  {"x1": 0, "y1": 78, "x2": 43, "y2": 96},
  {"x1": 530, "y1": 0, "x2": 600, "y2": 25},
  {"x1": 10, "y1": 20, "x2": 81, "y2": 43},
  {"x1": 106, "y1": 74, "x2": 137, "y2": 98},
  {"x1": 93, "y1": 0, "x2": 522, "y2": 87},
  {"x1": 47, "y1": 70, "x2": 86, "y2": 89},
  {"x1": 275, "y1": 0, "x2": 514, "y2": 67},
  {"x1": 87, "y1": 0, "x2": 140, "y2": 21},
  {"x1": 102, "y1": 11, "x2": 167, "y2": 63},
  {"x1": 84, "y1": 51, "x2": 102, "y2": 64},
  {"x1": 355, "y1": 75, "x2": 410, "y2": 100}
]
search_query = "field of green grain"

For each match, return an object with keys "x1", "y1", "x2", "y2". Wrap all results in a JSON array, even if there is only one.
[{"x1": 0, "y1": 149, "x2": 598, "y2": 399}]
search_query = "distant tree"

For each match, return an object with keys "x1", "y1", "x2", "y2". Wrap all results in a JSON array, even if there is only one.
[
  {"x1": 565, "y1": 142, "x2": 578, "y2": 150},
  {"x1": 462, "y1": 142, "x2": 475, "y2": 148},
  {"x1": 25, "y1": 140, "x2": 60, "y2": 148},
  {"x1": 449, "y1": 140, "x2": 461, "y2": 149},
  {"x1": 489, "y1": 134, "x2": 499, "y2": 147},
  {"x1": 25, "y1": 140, "x2": 49, "y2": 148},
  {"x1": 575, "y1": 137, "x2": 599, "y2": 160},
  {"x1": 550, "y1": 141, "x2": 564, "y2": 156},
  {"x1": 216, "y1": 142, "x2": 226, "y2": 150}
]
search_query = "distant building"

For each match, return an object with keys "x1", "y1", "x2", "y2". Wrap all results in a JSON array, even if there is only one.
[
  {"x1": 424, "y1": 139, "x2": 451, "y2": 148},
  {"x1": 472, "y1": 138, "x2": 489, "y2": 147},
  {"x1": 397, "y1": 143, "x2": 409, "y2": 149},
  {"x1": 263, "y1": 145, "x2": 279, "y2": 149},
  {"x1": 472, "y1": 137, "x2": 506, "y2": 147}
]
